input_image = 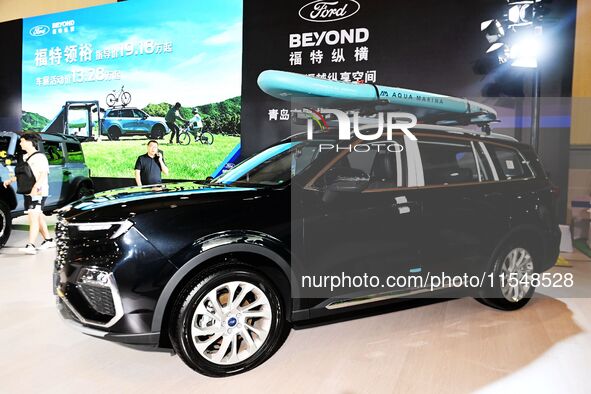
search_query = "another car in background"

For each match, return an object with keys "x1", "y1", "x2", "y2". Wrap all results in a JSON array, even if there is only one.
[
  {"x1": 100, "y1": 107, "x2": 169, "y2": 141},
  {"x1": 0, "y1": 131, "x2": 94, "y2": 248}
]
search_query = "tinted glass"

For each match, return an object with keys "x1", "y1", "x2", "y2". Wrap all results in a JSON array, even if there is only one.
[
  {"x1": 486, "y1": 144, "x2": 534, "y2": 180},
  {"x1": 418, "y1": 138, "x2": 481, "y2": 185},
  {"x1": 216, "y1": 141, "x2": 328, "y2": 186},
  {"x1": 66, "y1": 142, "x2": 84, "y2": 163},
  {"x1": 120, "y1": 109, "x2": 134, "y2": 118},
  {"x1": 43, "y1": 141, "x2": 64, "y2": 165},
  {"x1": 314, "y1": 140, "x2": 405, "y2": 189}
]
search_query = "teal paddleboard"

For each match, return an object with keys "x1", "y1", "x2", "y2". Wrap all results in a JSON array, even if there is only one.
[{"x1": 257, "y1": 70, "x2": 497, "y2": 125}]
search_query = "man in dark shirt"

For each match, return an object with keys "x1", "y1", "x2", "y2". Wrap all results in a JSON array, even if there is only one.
[
  {"x1": 134, "y1": 140, "x2": 169, "y2": 186},
  {"x1": 165, "y1": 102, "x2": 187, "y2": 144}
]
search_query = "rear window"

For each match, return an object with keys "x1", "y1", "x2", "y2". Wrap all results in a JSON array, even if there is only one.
[
  {"x1": 486, "y1": 144, "x2": 534, "y2": 180},
  {"x1": 66, "y1": 142, "x2": 84, "y2": 163}
]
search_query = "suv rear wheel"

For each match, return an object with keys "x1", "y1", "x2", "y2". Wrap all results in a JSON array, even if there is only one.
[
  {"x1": 169, "y1": 266, "x2": 288, "y2": 377},
  {"x1": 107, "y1": 126, "x2": 121, "y2": 141},
  {"x1": 0, "y1": 201, "x2": 12, "y2": 249},
  {"x1": 476, "y1": 240, "x2": 537, "y2": 311}
]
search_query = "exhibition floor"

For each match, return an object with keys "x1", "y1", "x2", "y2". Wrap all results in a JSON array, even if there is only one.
[{"x1": 1, "y1": 219, "x2": 590, "y2": 394}]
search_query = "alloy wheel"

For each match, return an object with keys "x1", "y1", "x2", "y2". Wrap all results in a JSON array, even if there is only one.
[
  {"x1": 500, "y1": 247, "x2": 534, "y2": 302},
  {"x1": 190, "y1": 280, "x2": 273, "y2": 365}
]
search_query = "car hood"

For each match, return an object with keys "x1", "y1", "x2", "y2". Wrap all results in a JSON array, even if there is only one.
[
  {"x1": 61, "y1": 181, "x2": 264, "y2": 222},
  {"x1": 147, "y1": 116, "x2": 166, "y2": 122}
]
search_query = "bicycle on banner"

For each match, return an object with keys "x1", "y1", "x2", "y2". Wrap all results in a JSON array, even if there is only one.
[
  {"x1": 106, "y1": 86, "x2": 132, "y2": 107},
  {"x1": 178, "y1": 112, "x2": 214, "y2": 145}
]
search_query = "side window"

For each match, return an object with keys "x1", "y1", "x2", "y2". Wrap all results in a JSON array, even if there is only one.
[
  {"x1": 133, "y1": 109, "x2": 146, "y2": 118},
  {"x1": 43, "y1": 141, "x2": 64, "y2": 165},
  {"x1": 107, "y1": 110, "x2": 119, "y2": 118},
  {"x1": 120, "y1": 109, "x2": 134, "y2": 118},
  {"x1": 486, "y1": 144, "x2": 534, "y2": 180},
  {"x1": 66, "y1": 142, "x2": 84, "y2": 163},
  {"x1": 314, "y1": 140, "x2": 405, "y2": 189},
  {"x1": 418, "y1": 138, "x2": 483, "y2": 185}
]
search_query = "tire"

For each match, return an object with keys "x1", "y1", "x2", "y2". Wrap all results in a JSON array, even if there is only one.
[
  {"x1": 107, "y1": 126, "x2": 121, "y2": 141},
  {"x1": 169, "y1": 266, "x2": 288, "y2": 377},
  {"x1": 0, "y1": 200, "x2": 12, "y2": 249},
  {"x1": 476, "y1": 240, "x2": 538, "y2": 311},
  {"x1": 121, "y1": 91, "x2": 132, "y2": 106},
  {"x1": 199, "y1": 132, "x2": 214, "y2": 145},
  {"x1": 75, "y1": 184, "x2": 94, "y2": 201},
  {"x1": 178, "y1": 132, "x2": 191, "y2": 146},
  {"x1": 151, "y1": 124, "x2": 165, "y2": 140},
  {"x1": 106, "y1": 93, "x2": 117, "y2": 107}
]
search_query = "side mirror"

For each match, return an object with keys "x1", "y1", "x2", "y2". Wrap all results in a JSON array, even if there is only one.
[{"x1": 322, "y1": 167, "x2": 370, "y2": 202}]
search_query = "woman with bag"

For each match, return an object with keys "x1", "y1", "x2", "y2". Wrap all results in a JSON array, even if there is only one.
[{"x1": 3, "y1": 133, "x2": 55, "y2": 255}]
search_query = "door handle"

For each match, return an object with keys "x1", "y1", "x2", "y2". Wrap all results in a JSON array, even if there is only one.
[{"x1": 392, "y1": 196, "x2": 418, "y2": 214}]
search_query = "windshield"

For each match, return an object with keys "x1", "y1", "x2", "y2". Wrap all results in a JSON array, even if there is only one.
[{"x1": 215, "y1": 141, "x2": 327, "y2": 186}]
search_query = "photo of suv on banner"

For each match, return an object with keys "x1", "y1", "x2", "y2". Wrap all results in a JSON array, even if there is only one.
[{"x1": 53, "y1": 74, "x2": 560, "y2": 377}]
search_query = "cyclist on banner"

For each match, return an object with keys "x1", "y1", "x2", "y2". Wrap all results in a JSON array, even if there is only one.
[
  {"x1": 188, "y1": 109, "x2": 203, "y2": 133},
  {"x1": 165, "y1": 102, "x2": 187, "y2": 144}
]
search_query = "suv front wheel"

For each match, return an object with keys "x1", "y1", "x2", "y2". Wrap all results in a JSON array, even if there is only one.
[{"x1": 169, "y1": 266, "x2": 288, "y2": 377}]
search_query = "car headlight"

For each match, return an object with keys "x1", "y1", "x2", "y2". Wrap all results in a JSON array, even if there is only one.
[{"x1": 69, "y1": 220, "x2": 134, "y2": 239}]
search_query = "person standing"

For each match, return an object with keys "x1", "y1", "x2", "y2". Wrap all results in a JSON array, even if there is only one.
[
  {"x1": 165, "y1": 102, "x2": 187, "y2": 144},
  {"x1": 3, "y1": 133, "x2": 55, "y2": 254},
  {"x1": 134, "y1": 140, "x2": 169, "y2": 186}
]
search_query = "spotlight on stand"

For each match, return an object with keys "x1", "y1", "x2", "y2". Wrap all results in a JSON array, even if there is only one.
[{"x1": 477, "y1": 0, "x2": 551, "y2": 152}]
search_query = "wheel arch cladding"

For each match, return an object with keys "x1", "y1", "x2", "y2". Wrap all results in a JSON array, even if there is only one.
[{"x1": 152, "y1": 244, "x2": 292, "y2": 347}]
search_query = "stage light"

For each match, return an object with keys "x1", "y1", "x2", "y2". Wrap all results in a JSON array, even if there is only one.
[
  {"x1": 481, "y1": 19, "x2": 505, "y2": 43},
  {"x1": 507, "y1": 34, "x2": 541, "y2": 68}
]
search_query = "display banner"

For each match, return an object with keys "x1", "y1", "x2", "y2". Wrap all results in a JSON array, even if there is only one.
[
  {"x1": 22, "y1": 0, "x2": 242, "y2": 180},
  {"x1": 241, "y1": 0, "x2": 576, "y2": 158}
]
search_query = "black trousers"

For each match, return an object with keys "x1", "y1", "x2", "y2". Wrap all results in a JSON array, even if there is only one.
[{"x1": 167, "y1": 122, "x2": 179, "y2": 143}]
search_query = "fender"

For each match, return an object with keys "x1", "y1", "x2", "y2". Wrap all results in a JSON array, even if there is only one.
[
  {"x1": 487, "y1": 224, "x2": 556, "y2": 272},
  {"x1": 151, "y1": 230, "x2": 292, "y2": 333},
  {"x1": 0, "y1": 184, "x2": 17, "y2": 210}
]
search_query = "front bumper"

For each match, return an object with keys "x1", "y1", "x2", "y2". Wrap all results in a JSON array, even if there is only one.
[
  {"x1": 53, "y1": 216, "x2": 178, "y2": 345},
  {"x1": 56, "y1": 299, "x2": 161, "y2": 347}
]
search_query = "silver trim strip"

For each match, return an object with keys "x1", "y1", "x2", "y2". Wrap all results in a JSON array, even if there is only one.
[
  {"x1": 325, "y1": 286, "x2": 448, "y2": 310},
  {"x1": 470, "y1": 141, "x2": 483, "y2": 181},
  {"x1": 479, "y1": 141, "x2": 499, "y2": 180}
]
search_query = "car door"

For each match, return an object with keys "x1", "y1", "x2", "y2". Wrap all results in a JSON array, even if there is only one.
[
  {"x1": 133, "y1": 109, "x2": 149, "y2": 133},
  {"x1": 299, "y1": 137, "x2": 424, "y2": 312},
  {"x1": 119, "y1": 109, "x2": 136, "y2": 133},
  {"x1": 413, "y1": 134, "x2": 500, "y2": 283},
  {"x1": 40, "y1": 139, "x2": 65, "y2": 207}
]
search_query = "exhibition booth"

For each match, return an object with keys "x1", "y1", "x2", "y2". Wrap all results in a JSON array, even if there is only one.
[{"x1": 0, "y1": 0, "x2": 590, "y2": 392}]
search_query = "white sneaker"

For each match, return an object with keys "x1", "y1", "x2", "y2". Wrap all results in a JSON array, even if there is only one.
[
  {"x1": 38, "y1": 239, "x2": 56, "y2": 250},
  {"x1": 19, "y1": 244, "x2": 37, "y2": 255}
]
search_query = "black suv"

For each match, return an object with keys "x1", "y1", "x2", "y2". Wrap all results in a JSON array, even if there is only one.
[{"x1": 54, "y1": 125, "x2": 560, "y2": 376}]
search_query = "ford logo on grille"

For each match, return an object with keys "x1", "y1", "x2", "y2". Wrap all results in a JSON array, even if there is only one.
[
  {"x1": 29, "y1": 25, "x2": 50, "y2": 36},
  {"x1": 299, "y1": 0, "x2": 360, "y2": 23}
]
